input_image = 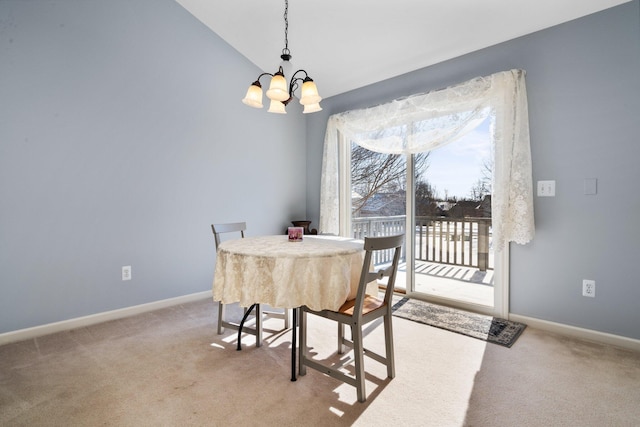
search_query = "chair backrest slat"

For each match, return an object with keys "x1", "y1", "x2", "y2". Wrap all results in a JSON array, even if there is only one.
[
  {"x1": 211, "y1": 222, "x2": 246, "y2": 249},
  {"x1": 353, "y1": 234, "x2": 404, "y2": 318}
]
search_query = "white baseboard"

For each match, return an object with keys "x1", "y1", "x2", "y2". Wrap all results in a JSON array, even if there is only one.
[
  {"x1": 509, "y1": 313, "x2": 640, "y2": 353},
  {"x1": 0, "y1": 290, "x2": 213, "y2": 346},
  {"x1": 4, "y1": 294, "x2": 637, "y2": 353}
]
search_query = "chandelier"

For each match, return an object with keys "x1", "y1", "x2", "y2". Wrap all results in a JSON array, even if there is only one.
[{"x1": 241, "y1": 0, "x2": 322, "y2": 114}]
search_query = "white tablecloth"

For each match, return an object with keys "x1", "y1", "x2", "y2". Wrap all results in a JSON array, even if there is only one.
[{"x1": 213, "y1": 235, "x2": 365, "y2": 311}]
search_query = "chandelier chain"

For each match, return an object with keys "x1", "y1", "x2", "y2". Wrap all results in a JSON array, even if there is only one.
[{"x1": 283, "y1": 0, "x2": 289, "y2": 54}]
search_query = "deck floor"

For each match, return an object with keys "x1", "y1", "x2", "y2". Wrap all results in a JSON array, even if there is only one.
[{"x1": 394, "y1": 260, "x2": 494, "y2": 307}]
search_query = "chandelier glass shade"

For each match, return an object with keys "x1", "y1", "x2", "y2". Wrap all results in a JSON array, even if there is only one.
[{"x1": 241, "y1": 0, "x2": 322, "y2": 114}]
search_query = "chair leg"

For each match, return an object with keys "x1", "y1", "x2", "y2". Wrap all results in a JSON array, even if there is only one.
[
  {"x1": 217, "y1": 302, "x2": 226, "y2": 335},
  {"x1": 284, "y1": 308, "x2": 290, "y2": 329},
  {"x1": 261, "y1": 306, "x2": 290, "y2": 330},
  {"x1": 298, "y1": 309, "x2": 307, "y2": 376},
  {"x1": 337, "y1": 323, "x2": 345, "y2": 354},
  {"x1": 383, "y1": 313, "x2": 395, "y2": 378},
  {"x1": 218, "y1": 302, "x2": 265, "y2": 349},
  {"x1": 352, "y1": 324, "x2": 366, "y2": 402}
]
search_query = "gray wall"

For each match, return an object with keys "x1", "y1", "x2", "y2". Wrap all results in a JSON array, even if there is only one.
[
  {"x1": 0, "y1": 0, "x2": 307, "y2": 333},
  {"x1": 306, "y1": 2, "x2": 640, "y2": 340}
]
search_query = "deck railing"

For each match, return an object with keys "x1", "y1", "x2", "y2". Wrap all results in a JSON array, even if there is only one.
[
  {"x1": 352, "y1": 215, "x2": 405, "y2": 265},
  {"x1": 352, "y1": 215, "x2": 493, "y2": 271}
]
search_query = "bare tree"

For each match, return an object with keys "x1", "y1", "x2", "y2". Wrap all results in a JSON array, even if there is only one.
[
  {"x1": 415, "y1": 180, "x2": 440, "y2": 216},
  {"x1": 468, "y1": 157, "x2": 493, "y2": 201},
  {"x1": 351, "y1": 144, "x2": 429, "y2": 216},
  {"x1": 469, "y1": 178, "x2": 490, "y2": 201}
]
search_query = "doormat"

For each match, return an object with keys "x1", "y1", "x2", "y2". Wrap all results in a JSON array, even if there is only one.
[{"x1": 391, "y1": 297, "x2": 526, "y2": 347}]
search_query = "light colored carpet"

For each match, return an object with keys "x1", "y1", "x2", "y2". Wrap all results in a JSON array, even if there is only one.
[{"x1": 1, "y1": 297, "x2": 639, "y2": 426}]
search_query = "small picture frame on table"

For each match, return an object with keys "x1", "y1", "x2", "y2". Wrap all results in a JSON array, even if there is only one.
[{"x1": 288, "y1": 227, "x2": 304, "y2": 242}]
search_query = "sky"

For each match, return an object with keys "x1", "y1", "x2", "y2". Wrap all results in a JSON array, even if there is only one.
[{"x1": 418, "y1": 118, "x2": 492, "y2": 199}]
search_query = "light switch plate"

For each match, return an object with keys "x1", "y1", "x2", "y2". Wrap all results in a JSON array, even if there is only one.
[
  {"x1": 537, "y1": 180, "x2": 556, "y2": 197},
  {"x1": 584, "y1": 178, "x2": 597, "y2": 195}
]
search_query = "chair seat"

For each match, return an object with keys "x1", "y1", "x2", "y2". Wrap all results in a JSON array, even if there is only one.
[{"x1": 338, "y1": 295, "x2": 386, "y2": 316}]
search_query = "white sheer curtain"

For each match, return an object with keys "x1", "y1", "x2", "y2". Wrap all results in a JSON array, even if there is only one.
[{"x1": 319, "y1": 69, "x2": 534, "y2": 251}]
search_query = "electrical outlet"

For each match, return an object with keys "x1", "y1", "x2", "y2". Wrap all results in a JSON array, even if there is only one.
[
  {"x1": 122, "y1": 266, "x2": 132, "y2": 281},
  {"x1": 582, "y1": 279, "x2": 595, "y2": 297}
]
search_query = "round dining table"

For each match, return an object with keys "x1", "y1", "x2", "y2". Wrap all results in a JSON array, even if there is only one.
[{"x1": 213, "y1": 234, "x2": 366, "y2": 380}]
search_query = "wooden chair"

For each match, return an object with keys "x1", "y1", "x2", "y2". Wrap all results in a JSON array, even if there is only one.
[
  {"x1": 212, "y1": 222, "x2": 290, "y2": 348},
  {"x1": 298, "y1": 234, "x2": 404, "y2": 402}
]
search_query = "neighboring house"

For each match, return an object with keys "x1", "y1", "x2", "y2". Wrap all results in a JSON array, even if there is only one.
[
  {"x1": 357, "y1": 192, "x2": 490, "y2": 220},
  {"x1": 357, "y1": 192, "x2": 406, "y2": 217},
  {"x1": 446, "y1": 195, "x2": 492, "y2": 219}
]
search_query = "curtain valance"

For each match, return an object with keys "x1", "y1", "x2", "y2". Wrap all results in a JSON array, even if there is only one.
[{"x1": 320, "y1": 69, "x2": 534, "y2": 251}]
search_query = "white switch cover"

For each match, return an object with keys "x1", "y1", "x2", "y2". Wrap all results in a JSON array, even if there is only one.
[
  {"x1": 584, "y1": 178, "x2": 597, "y2": 195},
  {"x1": 537, "y1": 180, "x2": 556, "y2": 197}
]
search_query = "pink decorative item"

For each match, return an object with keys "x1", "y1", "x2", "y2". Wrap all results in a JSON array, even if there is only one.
[{"x1": 288, "y1": 227, "x2": 304, "y2": 242}]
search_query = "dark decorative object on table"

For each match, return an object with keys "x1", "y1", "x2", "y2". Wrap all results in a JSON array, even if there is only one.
[{"x1": 289, "y1": 220, "x2": 317, "y2": 235}]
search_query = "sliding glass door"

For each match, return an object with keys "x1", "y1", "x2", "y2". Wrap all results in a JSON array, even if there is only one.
[
  {"x1": 410, "y1": 118, "x2": 500, "y2": 315},
  {"x1": 347, "y1": 117, "x2": 506, "y2": 316}
]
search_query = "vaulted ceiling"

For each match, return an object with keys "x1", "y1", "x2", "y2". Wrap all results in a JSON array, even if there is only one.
[{"x1": 176, "y1": 0, "x2": 631, "y2": 98}]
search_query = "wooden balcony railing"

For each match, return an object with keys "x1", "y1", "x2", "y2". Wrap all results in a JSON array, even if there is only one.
[{"x1": 352, "y1": 215, "x2": 493, "y2": 271}]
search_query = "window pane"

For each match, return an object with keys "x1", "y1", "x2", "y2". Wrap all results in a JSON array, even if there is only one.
[
  {"x1": 414, "y1": 117, "x2": 494, "y2": 306},
  {"x1": 350, "y1": 142, "x2": 406, "y2": 240}
]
